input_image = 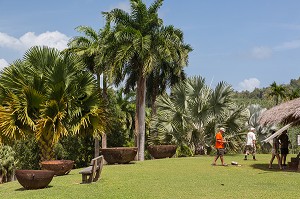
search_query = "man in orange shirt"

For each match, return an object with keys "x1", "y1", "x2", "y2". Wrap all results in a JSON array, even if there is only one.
[{"x1": 212, "y1": 127, "x2": 227, "y2": 166}]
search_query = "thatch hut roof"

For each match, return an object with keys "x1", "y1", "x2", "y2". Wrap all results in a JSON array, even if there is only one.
[{"x1": 259, "y1": 97, "x2": 300, "y2": 126}]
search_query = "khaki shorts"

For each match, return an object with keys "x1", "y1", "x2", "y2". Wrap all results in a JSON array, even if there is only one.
[{"x1": 216, "y1": 148, "x2": 225, "y2": 156}]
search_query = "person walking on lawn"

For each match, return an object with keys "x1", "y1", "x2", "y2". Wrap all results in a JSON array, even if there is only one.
[
  {"x1": 278, "y1": 130, "x2": 289, "y2": 167},
  {"x1": 212, "y1": 127, "x2": 227, "y2": 166},
  {"x1": 269, "y1": 130, "x2": 282, "y2": 169},
  {"x1": 244, "y1": 127, "x2": 257, "y2": 160}
]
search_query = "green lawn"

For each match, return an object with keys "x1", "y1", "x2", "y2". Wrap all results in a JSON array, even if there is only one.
[{"x1": 1, "y1": 154, "x2": 300, "y2": 199}]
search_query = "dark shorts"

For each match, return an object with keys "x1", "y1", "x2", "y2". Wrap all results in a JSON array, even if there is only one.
[
  {"x1": 280, "y1": 148, "x2": 289, "y2": 155},
  {"x1": 216, "y1": 148, "x2": 225, "y2": 156}
]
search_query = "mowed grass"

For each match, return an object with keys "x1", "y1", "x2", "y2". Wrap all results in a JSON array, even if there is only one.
[{"x1": 1, "y1": 154, "x2": 300, "y2": 199}]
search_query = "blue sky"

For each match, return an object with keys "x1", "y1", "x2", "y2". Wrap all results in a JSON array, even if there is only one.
[{"x1": 0, "y1": 0, "x2": 300, "y2": 91}]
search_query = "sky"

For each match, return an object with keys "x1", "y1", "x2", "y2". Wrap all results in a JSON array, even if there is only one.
[{"x1": 0, "y1": 0, "x2": 300, "y2": 92}]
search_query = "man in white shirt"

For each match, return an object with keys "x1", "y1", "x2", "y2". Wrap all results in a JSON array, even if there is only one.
[{"x1": 243, "y1": 127, "x2": 257, "y2": 160}]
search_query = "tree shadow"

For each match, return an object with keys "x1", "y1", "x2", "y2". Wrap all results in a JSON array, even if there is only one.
[{"x1": 251, "y1": 163, "x2": 299, "y2": 174}]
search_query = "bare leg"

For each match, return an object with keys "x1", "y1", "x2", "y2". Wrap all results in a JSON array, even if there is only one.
[
  {"x1": 269, "y1": 155, "x2": 275, "y2": 168},
  {"x1": 220, "y1": 156, "x2": 224, "y2": 165},
  {"x1": 276, "y1": 154, "x2": 282, "y2": 169},
  {"x1": 213, "y1": 155, "x2": 219, "y2": 165}
]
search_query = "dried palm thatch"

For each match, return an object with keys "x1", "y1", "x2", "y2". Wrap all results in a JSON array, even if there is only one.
[{"x1": 259, "y1": 97, "x2": 300, "y2": 126}]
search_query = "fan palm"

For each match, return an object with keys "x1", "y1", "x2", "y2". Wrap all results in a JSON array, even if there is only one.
[
  {"x1": 103, "y1": 0, "x2": 191, "y2": 160},
  {"x1": 151, "y1": 76, "x2": 248, "y2": 154},
  {"x1": 246, "y1": 104, "x2": 274, "y2": 153},
  {"x1": 0, "y1": 46, "x2": 108, "y2": 161}
]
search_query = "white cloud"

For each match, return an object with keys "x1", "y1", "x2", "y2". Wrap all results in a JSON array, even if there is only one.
[
  {"x1": 0, "y1": 32, "x2": 23, "y2": 50},
  {"x1": 0, "y1": 59, "x2": 8, "y2": 70},
  {"x1": 238, "y1": 78, "x2": 260, "y2": 92},
  {"x1": 251, "y1": 46, "x2": 272, "y2": 59},
  {"x1": 274, "y1": 39, "x2": 300, "y2": 51},
  {"x1": 0, "y1": 31, "x2": 69, "y2": 52}
]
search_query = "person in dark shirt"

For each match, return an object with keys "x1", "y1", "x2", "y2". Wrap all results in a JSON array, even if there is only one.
[{"x1": 278, "y1": 130, "x2": 289, "y2": 167}]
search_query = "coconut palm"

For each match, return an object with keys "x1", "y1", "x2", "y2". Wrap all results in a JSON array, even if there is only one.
[
  {"x1": 103, "y1": 0, "x2": 191, "y2": 160},
  {"x1": 269, "y1": 81, "x2": 286, "y2": 105},
  {"x1": 0, "y1": 46, "x2": 108, "y2": 161},
  {"x1": 151, "y1": 76, "x2": 248, "y2": 154},
  {"x1": 65, "y1": 25, "x2": 113, "y2": 156}
]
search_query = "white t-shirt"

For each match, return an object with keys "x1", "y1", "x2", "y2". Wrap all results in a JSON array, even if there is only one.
[{"x1": 246, "y1": 131, "x2": 256, "y2": 146}]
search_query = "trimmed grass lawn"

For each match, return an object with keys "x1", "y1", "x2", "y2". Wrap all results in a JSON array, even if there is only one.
[{"x1": 1, "y1": 154, "x2": 300, "y2": 199}]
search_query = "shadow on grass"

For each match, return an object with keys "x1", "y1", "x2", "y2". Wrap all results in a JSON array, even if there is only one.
[
  {"x1": 106, "y1": 162, "x2": 137, "y2": 166},
  {"x1": 15, "y1": 185, "x2": 53, "y2": 191},
  {"x1": 251, "y1": 163, "x2": 281, "y2": 172},
  {"x1": 251, "y1": 163, "x2": 299, "y2": 174}
]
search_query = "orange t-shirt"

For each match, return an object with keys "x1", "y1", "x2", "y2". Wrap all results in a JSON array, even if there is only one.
[{"x1": 215, "y1": 132, "x2": 224, "y2": 149}]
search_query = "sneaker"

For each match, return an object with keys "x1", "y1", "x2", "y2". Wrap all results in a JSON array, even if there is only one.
[
  {"x1": 222, "y1": 163, "x2": 228, "y2": 166},
  {"x1": 244, "y1": 158, "x2": 247, "y2": 160},
  {"x1": 211, "y1": 163, "x2": 216, "y2": 166}
]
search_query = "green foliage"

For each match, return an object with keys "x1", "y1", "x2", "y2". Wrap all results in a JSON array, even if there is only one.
[
  {"x1": 13, "y1": 136, "x2": 40, "y2": 170},
  {"x1": 0, "y1": 46, "x2": 108, "y2": 161},
  {"x1": 58, "y1": 135, "x2": 94, "y2": 168},
  {"x1": 176, "y1": 144, "x2": 193, "y2": 157},
  {"x1": 105, "y1": 88, "x2": 136, "y2": 147},
  {"x1": 151, "y1": 76, "x2": 248, "y2": 154},
  {"x1": 0, "y1": 145, "x2": 17, "y2": 183}
]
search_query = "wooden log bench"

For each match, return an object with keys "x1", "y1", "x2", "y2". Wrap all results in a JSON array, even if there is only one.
[{"x1": 79, "y1": 155, "x2": 104, "y2": 184}]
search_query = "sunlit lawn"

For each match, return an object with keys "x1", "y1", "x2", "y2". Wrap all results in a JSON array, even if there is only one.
[{"x1": 1, "y1": 154, "x2": 300, "y2": 199}]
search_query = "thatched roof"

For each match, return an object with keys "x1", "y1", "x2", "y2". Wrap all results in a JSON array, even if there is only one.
[{"x1": 259, "y1": 97, "x2": 300, "y2": 126}]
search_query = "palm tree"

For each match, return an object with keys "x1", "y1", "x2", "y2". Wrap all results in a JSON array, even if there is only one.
[
  {"x1": 287, "y1": 88, "x2": 300, "y2": 100},
  {"x1": 0, "y1": 46, "x2": 108, "y2": 161},
  {"x1": 151, "y1": 76, "x2": 248, "y2": 154},
  {"x1": 269, "y1": 81, "x2": 286, "y2": 105},
  {"x1": 65, "y1": 25, "x2": 111, "y2": 157},
  {"x1": 103, "y1": 0, "x2": 191, "y2": 160},
  {"x1": 115, "y1": 88, "x2": 136, "y2": 139},
  {"x1": 246, "y1": 104, "x2": 274, "y2": 153}
]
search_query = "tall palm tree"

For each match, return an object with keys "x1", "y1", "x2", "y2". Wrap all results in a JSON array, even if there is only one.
[
  {"x1": 269, "y1": 81, "x2": 286, "y2": 105},
  {"x1": 151, "y1": 76, "x2": 248, "y2": 154},
  {"x1": 0, "y1": 46, "x2": 108, "y2": 161},
  {"x1": 103, "y1": 0, "x2": 191, "y2": 160},
  {"x1": 65, "y1": 25, "x2": 111, "y2": 157}
]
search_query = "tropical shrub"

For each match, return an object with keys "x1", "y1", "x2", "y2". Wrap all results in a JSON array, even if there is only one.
[
  {"x1": 150, "y1": 76, "x2": 248, "y2": 155},
  {"x1": 0, "y1": 46, "x2": 108, "y2": 161},
  {"x1": 56, "y1": 135, "x2": 94, "y2": 168},
  {"x1": 13, "y1": 136, "x2": 40, "y2": 170},
  {"x1": 0, "y1": 145, "x2": 17, "y2": 183}
]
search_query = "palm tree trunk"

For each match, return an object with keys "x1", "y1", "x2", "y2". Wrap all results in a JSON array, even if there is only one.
[
  {"x1": 137, "y1": 76, "x2": 146, "y2": 161},
  {"x1": 94, "y1": 138, "x2": 100, "y2": 157},
  {"x1": 134, "y1": 104, "x2": 139, "y2": 161},
  {"x1": 38, "y1": 135, "x2": 55, "y2": 161},
  {"x1": 102, "y1": 73, "x2": 107, "y2": 151}
]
